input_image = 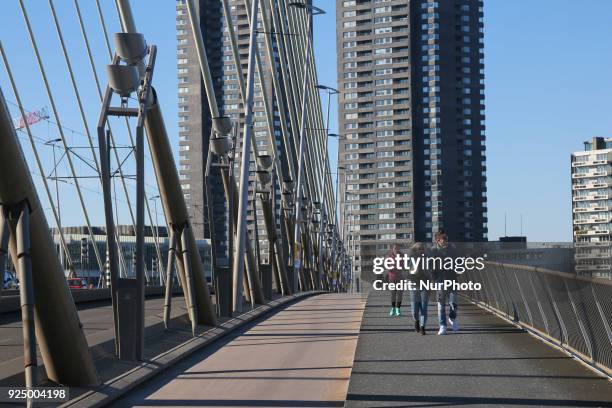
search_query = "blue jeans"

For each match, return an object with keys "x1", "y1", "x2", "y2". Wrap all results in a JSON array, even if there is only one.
[
  {"x1": 410, "y1": 290, "x2": 430, "y2": 327},
  {"x1": 437, "y1": 290, "x2": 458, "y2": 327}
]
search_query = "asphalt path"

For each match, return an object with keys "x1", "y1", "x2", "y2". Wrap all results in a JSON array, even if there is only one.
[{"x1": 345, "y1": 290, "x2": 612, "y2": 407}]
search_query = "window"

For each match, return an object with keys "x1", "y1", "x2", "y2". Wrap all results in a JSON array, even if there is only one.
[
  {"x1": 374, "y1": 37, "x2": 393, "y2": 45},
  {"x1": 374, "y1": 6, "x2": 391, "y2": 13},
  {"x1": 374, "y1": 27, "x2": 392, "y2": 34},
  {"x1": 374, "y1": 16, "x2": 392, "y2": 24},
  {"x1": 374, "y1": 48, "x2": 392, "y2": 55}
]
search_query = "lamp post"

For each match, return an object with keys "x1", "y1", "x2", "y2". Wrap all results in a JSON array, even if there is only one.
[
  {"x1": 314, "y1": 85, "x2": 339, "y2": 290},
  {"x1": 44, "y1": 138, "x2": 63, "y2": 271},
  {"x1": 334, "y1": 165, "x2": 344, "y2": 283},
  {"x1": 98, "y1": 30, "x2": 154, "y2": 359},
  {"x1": 290, "y1": 1, "x2": 326, "y2": 293},
  {"x1": 344, "y1": 191, "x2": 358, "y2": 292}
]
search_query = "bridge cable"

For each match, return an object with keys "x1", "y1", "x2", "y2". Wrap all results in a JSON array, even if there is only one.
[
  {"x1": 0, "y1": 41, "x2": 76, "y2": 274},
  {"x1": 18, "y1": 0, "x2": 104, "y2": 274}
]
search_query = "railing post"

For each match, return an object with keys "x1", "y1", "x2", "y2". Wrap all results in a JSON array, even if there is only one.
[
  {"x1": 528, "y1": 271, "x2": 550, "y2": 335},
  {"x1": 542, "y1": 274, "x2": 568, "y2": 346},
  {"x1": 591, "y1": 284, "x2": 612, "y2": 347},
  {"x1": 511, "y1": 267, "x2": 534, "y2": 325},
  {"x1": 564, "y1": 279, "x2": 594, "y2": 361},
  {"x1": 180, "y1": 224, "x2": 199, "y2": 335}
]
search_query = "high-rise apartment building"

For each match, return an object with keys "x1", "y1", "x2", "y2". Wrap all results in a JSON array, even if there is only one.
[
  {"x1": 572, "y1": 137, "x2": 612, "y2": 279},
  {"x1": 176, "y1": 0, "x2": 228, "y2": 261},
  {"x1": 336, "y1": 0, "x2": 488, "y2": 278},
  {"x1": 176, "y1": 0, "x2": 281, "y2": 265}
]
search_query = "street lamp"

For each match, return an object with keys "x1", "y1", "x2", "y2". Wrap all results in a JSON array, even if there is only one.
[
  {"x1": 45, "y1": 138, "x2": 64, "y2": 271},
  {"x1": 314, "y1": 84, "x2": 340, "y2": 290}
]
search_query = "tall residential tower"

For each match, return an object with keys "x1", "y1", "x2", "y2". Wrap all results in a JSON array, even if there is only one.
[{"x1": 336, "y1": 0, "x2": 487, "y2": 278}]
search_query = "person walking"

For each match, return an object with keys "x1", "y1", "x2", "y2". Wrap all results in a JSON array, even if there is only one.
[
  {"x1": 409, "y1": 242, "x2": 431, "y2": 335},
  {"x1": 385, "y1": 244, "x2": 403, "y2": 317},
  {"x1": 430, "y1": 230, "x2": 459, "y2": 335}
]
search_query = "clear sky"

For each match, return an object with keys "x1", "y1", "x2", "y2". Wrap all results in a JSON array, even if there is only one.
[{"x1": 0, "y1": 0, "x2": 611, "y2": 242}]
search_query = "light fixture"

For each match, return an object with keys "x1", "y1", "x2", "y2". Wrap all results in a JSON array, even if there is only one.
[
  {"x1": 212, "y1": 116, "x2": 233, "y2": 136},
  {"x1": 257, "y1": 154, "x2": 273, "y2": 170},
  {"x1": 209, "y1": 136, "x2": 232, "y2": 156},
  {"x1": 256, "y1": 170, "x2": 271, "y2": 185},
  {"x1": 113, "y1": 33, "x2": 147, "y2": 65},
  {"x1": 283, "y1": 178, "x2": 294, "y2": 191},
  {"x1": 106, "y1": 64, "x2": 140, "y2": 97}
]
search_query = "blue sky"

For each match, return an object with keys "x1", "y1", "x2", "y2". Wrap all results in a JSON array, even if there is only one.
[{"x1": 0, "y1": 0, "x2": 611, "y2": 242}]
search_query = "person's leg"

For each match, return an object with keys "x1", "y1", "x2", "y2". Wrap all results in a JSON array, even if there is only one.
[
  {"x1": 390, "y1": 290, "x2": 397, "y2": 316},
  {"x1": 420, "y1": 290, "x2": 430, "y2": 329},
  {"x1": 410, "y1": 290, "x2": 419, "y2": 331},
  {"x1": 410, "y1": 290, "x2": 419, "y2": 319},
  {"x1": 448, "y1": 290, "x2": 459, "y2": 330},
  {"x1": 437, "y1": 289, "x2": 447, "y2": 334},
  {"x1": 395, "y1": 290, "x2": 403, "y2": 316}
]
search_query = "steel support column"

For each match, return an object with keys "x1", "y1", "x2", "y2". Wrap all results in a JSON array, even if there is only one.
[
  {"x1": 14, "y1": 203, "x2": 37, "y2": 406},
  {"x1": 163, "y1": 230, "x2": 176, "y2": 328},
  {"x1": 0, "y1": 87, "x2": 97, "y2": 386}
]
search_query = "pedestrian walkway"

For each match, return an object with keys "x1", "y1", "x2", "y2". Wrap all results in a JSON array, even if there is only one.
[
  {"x1": 116, "y1": 293, "x2": 366, "y2": 407},
  {"x1": 346, "y1": 290, "x2": 612, "y2": 407}
]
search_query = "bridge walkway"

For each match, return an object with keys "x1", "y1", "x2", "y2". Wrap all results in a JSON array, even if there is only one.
[
  {"x1": 115, "y1": 293, "x2": 366, "y2": 408},
  {"x1": 345, "y1": 290, "x2": 612, "y2": 407}
]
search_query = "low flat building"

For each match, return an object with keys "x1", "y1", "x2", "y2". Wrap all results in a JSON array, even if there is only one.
[{"x1": 49, "y1": 225, "x2": 212, "y2": 285}]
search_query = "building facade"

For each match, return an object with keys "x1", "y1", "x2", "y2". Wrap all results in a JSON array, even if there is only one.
[
  {"x1": 176, "y1": 0, "x2": 282, "y2": 266},
  {"x1": 176, "y1": 0, "x2": 228, "y2": 262},
  {"x1": 572, "y1": 137, "x2": 612, "y2": 279},
  {"x1": 336, "y1": 0, "x2": 487, "y2": 280}
]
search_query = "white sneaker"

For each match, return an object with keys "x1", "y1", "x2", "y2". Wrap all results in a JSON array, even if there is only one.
[{"x1": 437, "y1": 326, "x2": 447, "y2": 335}]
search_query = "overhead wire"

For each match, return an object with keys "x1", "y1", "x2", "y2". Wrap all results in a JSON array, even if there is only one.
[
  {"x1": 0, "y1": 40, "x2": 76, "y2": 273},
  {"x1": 18, "y1": 0, "x2": 104, "y2": 272}
]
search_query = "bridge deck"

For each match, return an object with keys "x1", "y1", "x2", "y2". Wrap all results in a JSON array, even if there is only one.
[
  {"x1": 0, "y1": 295, "x2": 187, "y2": 386},
  {"x1": 115, "y1": 293, "x2": 366, "y2": 407},
  {"x1": 346, "y1": 290, "x2": 612, "y2": 407}
]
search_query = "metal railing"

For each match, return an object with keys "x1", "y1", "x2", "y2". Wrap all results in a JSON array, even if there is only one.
[{"x1": 461, "y1": 262, "x2": 612, "y2": 377}]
